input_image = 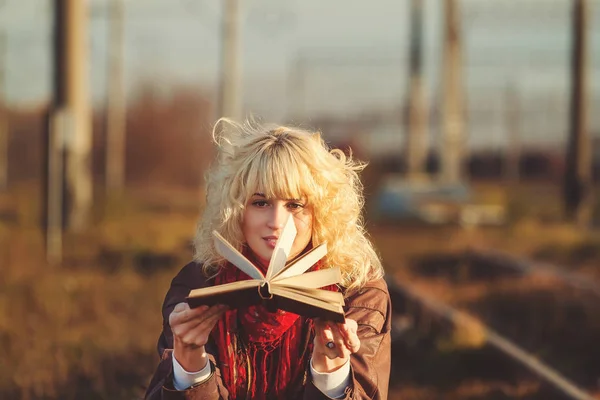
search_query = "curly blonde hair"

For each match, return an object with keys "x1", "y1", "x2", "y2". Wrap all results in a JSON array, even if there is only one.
[{"x1": 194, "y1": 118, "x2": 383, "y2": 293}]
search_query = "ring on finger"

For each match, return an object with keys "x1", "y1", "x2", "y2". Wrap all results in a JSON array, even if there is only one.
[{"x1": 326, "y1": 341, "x2": 335, "y2": 349}]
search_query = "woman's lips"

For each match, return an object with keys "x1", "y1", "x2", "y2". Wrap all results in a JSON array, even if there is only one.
[{"x1": 263, "y1": 236, "x2": 278, "y2": 248}]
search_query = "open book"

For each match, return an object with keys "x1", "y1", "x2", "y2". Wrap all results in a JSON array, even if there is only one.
[{"x1": 186, "y1": 216, "x2": 345, "y2": 322}]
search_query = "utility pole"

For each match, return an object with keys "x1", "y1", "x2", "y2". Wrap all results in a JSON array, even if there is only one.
[
  {"x1": 62, "y1": 0, "x2": 92, "y2": 232},
  {"x1": 45, "y1": 0, "x2": 67, "y2": 264},
  {"x1": 217, "y1": 0, "x2": 242, "y2": 120},
  {"x1": 405, "y1": 0, "x2": 429, "y2": 181},
  {"x1": 105, "y1": 0, "x2": 126, "y2": 193},
  {"x1": 45, "y1": 0, "x2": 92, "y2": 262},
  {"x1": 440, "y1": 0, "x2": 465, "y2": 184},
  {"x1": 564, "y1": 0, "x2": 591, "y2": 226},
  {"x1": 0, "y1": 31, "x2": 7, "y2": 190},
  {"x1": 44, "y1": 103, "x2": 68, "y2": 264}
]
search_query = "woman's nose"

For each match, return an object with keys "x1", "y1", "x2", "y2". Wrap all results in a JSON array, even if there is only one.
[{"x1": 267, "y1": 204, "x2": 288, "y2": 229}]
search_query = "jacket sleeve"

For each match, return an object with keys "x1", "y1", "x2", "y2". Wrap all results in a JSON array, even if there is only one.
[
  {"x1": 144, "y1": 263, "x2": 230, "y2": 400},
  {"x1": 303, "y1": 279, "x2": 392, "y2": 400}
]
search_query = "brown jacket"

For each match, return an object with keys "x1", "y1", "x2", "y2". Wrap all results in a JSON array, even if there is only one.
[{"x1": 144, "y1": 262, "x2": 392, "y2": 400}]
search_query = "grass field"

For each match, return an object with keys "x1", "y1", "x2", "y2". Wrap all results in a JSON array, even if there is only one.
[{"x1": 1, "y1": 181, "x2": 599, "y2": 399}]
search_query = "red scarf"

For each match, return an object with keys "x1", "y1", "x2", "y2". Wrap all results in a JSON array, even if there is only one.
[{"x1": 211, "y1": 247, "x2": 335, "y2": 399}]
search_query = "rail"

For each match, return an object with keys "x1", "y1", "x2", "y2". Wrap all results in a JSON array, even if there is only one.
[
  {"x1": 387, "y1": 274, "x2": 596, "y2": 400},
  {"x1": 469, "y1": 248, "x2": 600, "y2": 298}
]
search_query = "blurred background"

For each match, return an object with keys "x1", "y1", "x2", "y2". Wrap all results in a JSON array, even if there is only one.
[{"x1": 0, "y1": 0, "x2": 599, "y2": 399}]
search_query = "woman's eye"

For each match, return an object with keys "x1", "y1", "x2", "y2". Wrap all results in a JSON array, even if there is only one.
[
  {"x1": 287, "y1": 202, "x2": 304, "y2": 210},
  {"x1": 252, "y1": 200, "x2": 269, "y2": 207}
]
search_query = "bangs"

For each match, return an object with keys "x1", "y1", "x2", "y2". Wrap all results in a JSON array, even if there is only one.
[{"x1": 239, "y1": 141, "x2": 315, "y2": 203}]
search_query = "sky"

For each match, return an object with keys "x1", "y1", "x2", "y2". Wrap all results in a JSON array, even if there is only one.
[{"x1": 0, "y1": 0, "x2": 599, "y2": 149}]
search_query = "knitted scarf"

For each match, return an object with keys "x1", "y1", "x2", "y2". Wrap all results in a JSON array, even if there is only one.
[{"x1": 210, "y1": 247, "x2": 334, "y2": 399}]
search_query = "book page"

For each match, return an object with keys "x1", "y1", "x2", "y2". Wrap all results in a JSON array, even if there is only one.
[
  {"x1": 270, "y1": 287, "x2": 345, "y2": 323},
  {"x1": 266, "y1": 215, "x2": 297, "y2": 280},
  {"x1": 274, "y1": 267, "x2": 341, "y2": 289},
  {"x1": 187, "y1": 279, "x2": 259, "y2": 298},
  {"x1": 187, "y1": 284, "x2": 261, "y2": 309},
  {"x1": 272, "y1": 243, "x2": 327, "y2": 281},
  {"x1": 274, "y1": 285, "x2": 344, "y2": 305},
  {"x1": 213, "y1": 231, "x2": 264, "y2": 281}
]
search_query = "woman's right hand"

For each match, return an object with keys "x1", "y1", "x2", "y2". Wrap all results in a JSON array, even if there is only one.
[{"x1": 169, "y1": 302, "x2": 228, "y2": 372}]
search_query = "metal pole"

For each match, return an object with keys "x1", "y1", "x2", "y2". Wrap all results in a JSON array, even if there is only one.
[
  {"x1": 217, "y1": 0, "x2": 242, "y2": 120},
  {"x1": 440, "y1": 0, "x2": 465, "y2": 184},
  {"x1": 0, "y1": 31, "x2": 7, "y2": 190},
  {"x1": 406, "y1": 0, "x2": 429, "y2": 181},
  {"x1": 105, "y1": 0, "x2": 126, "y2": 192},
  {"x1": 45, "y1": 109, "x2": 68, "y2": 264},
  {"x1": 45, "y1": 0, "x2": 93, "y2": 262},
  {"x1": 44, "y1": 0, "x2": 67, "y2": 264},
  {"x1": 564, "y1": 0, "x2": 591, "y2": 227}
]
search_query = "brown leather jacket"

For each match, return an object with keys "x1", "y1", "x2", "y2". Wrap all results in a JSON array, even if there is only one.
[{"x1": 144, "y1": 262, "x2": 392, "y2": 400}]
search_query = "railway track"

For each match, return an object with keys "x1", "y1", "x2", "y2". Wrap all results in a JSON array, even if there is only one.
[
  {"x1": 387, "y1": 250, "x2": 600, "y2": 400},
  {"x1": 467, "y1": 249, "x2": 600, "y2": 298}
]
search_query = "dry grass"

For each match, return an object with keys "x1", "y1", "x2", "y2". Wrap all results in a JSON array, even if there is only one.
[
  {"x1": 1, "y1": 181, "x2": 599, "y2": 399},
  {"x1": 0, "y1": 185, "x2": 200, "y2": 399}
]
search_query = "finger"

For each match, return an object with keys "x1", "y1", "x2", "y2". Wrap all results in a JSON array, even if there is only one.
[
  {"x1": 316, "y1": 322, "x2": 345, "y2": 359},
  {"x1": 329, "y1": 324, "x2": 350, "y2": 358},
  {"x1": 343, "y1": 330, "x2": 360, "y2": 353},
  {"x1": 182, "y1": 309, "x2": 228, "y2": 346},
  {"x1": 313, "y1": 318, "x2": 327, "y2": 332},
  {"x1": 177, "y1": 305, "x2": 228, "y2": 345},
  {"x1": 184, "y1": 304, "x2": 228, "y2": 330},
  {"x1": 173, "y1": 302, "x2": 189, "y2": 313},
  {"x1": 315, "y1": 319, "x2": 353, "y2": 359},
  {"x1": 171, "y1": 304, "x2": 209, "y2": 326},
  {"x1": 336, "y1": 318, "x2": 357, "y2": 339},
  {"x1": 314, "y1": 320, "x2": 336, "y2": 354},
  {"x1": 337, "y1": 319, "x2": 360, "y2": 352},
  {"x1": 313, "y1": 318, "x2": 331, "y2": 343},
  {"x1": 171, "y1": 304, "x2": 226, "y2": 336},
  {"x1": 320, "y1": 322, "x2": 335, "y2": 345},
  {"x1": 204, "y1": 304, "x2": 229, "y2": 318},
  {"x1": 182, "y1": 304, "x2": 228, "y2": 330},
  {"x1": 346, "y1": 318, "x2": 358, "y2": 332},
  {"x1": 175, "y1": 302, "x2": 228, "y2": 325}
]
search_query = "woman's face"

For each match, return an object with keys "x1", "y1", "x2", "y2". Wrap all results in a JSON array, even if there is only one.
[{"x1": 242, "y1": 193, "x2": 313, "y2": 268}]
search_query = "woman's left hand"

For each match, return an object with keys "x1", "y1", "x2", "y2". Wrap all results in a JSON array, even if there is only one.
[{"x1": 312, "y1": 318, "x2": 360, "y2": 373}]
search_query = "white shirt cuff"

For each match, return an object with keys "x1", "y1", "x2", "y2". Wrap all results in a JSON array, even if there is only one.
[
  {"x1": 310, "y1": 358, "x2": 351, "y2": 398},
  {"x1": 172, "y1": 354, "x2": 212, "y2": 391}
]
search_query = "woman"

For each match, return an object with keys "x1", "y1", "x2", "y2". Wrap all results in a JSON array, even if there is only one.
[{"x1": 145, "y1": 118, "x2": 391, "y2": 399}]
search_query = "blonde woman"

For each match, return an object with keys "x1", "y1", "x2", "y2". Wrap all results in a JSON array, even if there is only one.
[{"x1": 145, "y1": 119, "x2": 391, "y2": 400}]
